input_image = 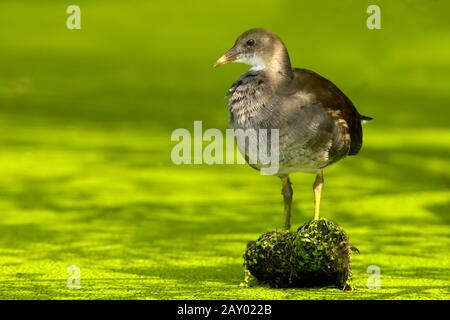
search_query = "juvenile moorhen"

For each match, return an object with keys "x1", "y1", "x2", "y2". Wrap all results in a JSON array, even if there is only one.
[{"x1": 214, "y1": 28, "x2": 372, "y2": 230}]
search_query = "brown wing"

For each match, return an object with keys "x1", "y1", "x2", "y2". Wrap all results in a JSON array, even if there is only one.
[{"x1": 289, "y1": 68, "x2": 370, "y2": 155}]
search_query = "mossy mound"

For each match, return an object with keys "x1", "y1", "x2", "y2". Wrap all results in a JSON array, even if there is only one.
[{"x1": 243, "y1": 218, "x2": 356, "y2": 290}]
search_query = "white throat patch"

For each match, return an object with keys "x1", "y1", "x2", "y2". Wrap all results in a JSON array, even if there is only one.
[{"x1": 237, "y1": 56, "x2": 266, "y2": 71}]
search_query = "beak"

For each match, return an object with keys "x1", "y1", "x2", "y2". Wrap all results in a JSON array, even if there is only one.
[{"x1": 214, "y1": 47, "x2": 239, "y2": 67}]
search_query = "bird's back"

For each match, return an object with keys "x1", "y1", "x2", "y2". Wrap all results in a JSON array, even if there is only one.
[{"x1": 289, "y1": 68, "x2": 368, "y2": 156}]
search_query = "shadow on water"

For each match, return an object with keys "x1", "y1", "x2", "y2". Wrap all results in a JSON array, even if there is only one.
[{"x1": 427, "y1": 202, "x2": 450, "y2": 225}]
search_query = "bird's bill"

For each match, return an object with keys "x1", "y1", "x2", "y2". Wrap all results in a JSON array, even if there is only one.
[{"x1": 213, "y1": 48, "x2": 239, "y2": 67}]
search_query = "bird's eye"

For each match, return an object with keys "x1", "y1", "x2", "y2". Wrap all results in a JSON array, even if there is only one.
[{"x1": 246, "y1": 39, "x2": 256, "y2": 46}]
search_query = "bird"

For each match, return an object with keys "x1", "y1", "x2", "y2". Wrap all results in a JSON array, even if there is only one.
[{"x1": 214, "y1": 28, "x2": 372, "y2": 230}]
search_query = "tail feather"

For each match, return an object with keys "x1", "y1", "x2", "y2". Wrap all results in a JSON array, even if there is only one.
[{"x1": 360, "y1": 115, "x2": 373, "y2": 124}]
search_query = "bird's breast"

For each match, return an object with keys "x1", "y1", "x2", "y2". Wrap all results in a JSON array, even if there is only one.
[{"x1": 227, "y1": 75, "x2": 271, "y2": 129}]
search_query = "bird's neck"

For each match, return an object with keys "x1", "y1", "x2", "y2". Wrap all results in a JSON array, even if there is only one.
[{"x1": 263, "y1": 45, "x2": 294, "y2": 89}]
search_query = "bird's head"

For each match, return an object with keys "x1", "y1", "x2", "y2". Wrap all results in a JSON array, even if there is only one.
[{"x1": 214, "y1": 28, "x2": 291, "y2": 72}]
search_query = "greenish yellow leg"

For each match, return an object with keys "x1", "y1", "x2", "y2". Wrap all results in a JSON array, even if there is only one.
[
  {"x1": 313, "y1": 170, "x2": 324, "y2": 220},
  {"x1": 280, "y1": 175, "x2": 293, "y2": 230}
]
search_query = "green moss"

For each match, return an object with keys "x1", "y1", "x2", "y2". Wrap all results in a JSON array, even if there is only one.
[{"x1": 243, "y1": 219, "x2": 355, "y2": 290}]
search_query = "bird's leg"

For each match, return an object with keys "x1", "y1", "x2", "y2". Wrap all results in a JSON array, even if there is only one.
[
  {"x1": 280, "y1": 175, "x2": 293, "y2": 230},
  {"x1": 313, "y1": 170, "x2": 324, "y2": 220}
]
